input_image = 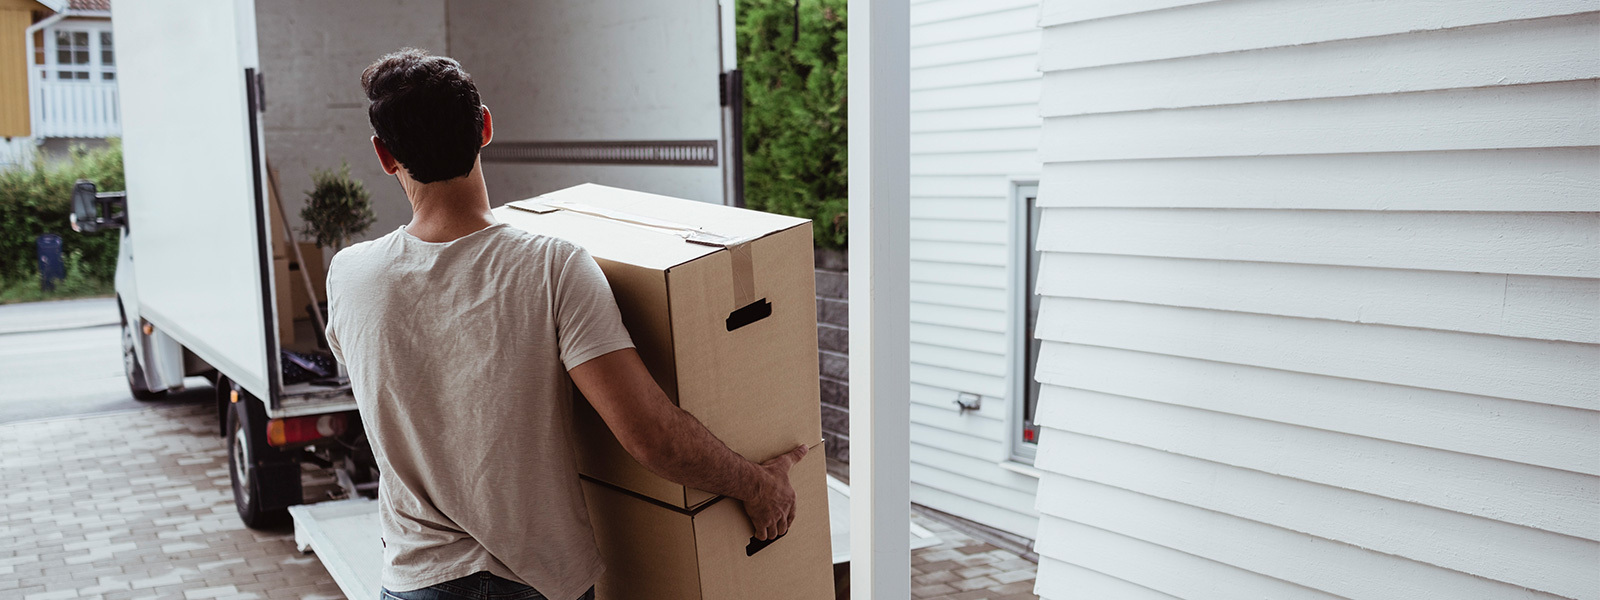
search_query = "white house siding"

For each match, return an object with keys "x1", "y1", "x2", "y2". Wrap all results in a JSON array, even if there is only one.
[
  {"x1": 1030, "y1": 1, "x2": 1600, "y2": 599},
  {"x1": 906, "y1": 0, "x2": 1043, "y2": 538}
]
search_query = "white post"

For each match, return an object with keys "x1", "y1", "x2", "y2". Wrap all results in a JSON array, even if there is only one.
[{"x1": 847, "y1": 0, "x2": 910, "y2": 598}]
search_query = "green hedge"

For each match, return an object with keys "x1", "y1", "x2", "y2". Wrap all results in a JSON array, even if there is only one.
[
  {"x1": 0, "y1": 141, "x2": 124, "y2": 297},
  {"x1": 739, "y1": 0, "x2": 848, "y2": 250}
]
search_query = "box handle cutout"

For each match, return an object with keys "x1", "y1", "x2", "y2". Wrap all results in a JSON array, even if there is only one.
[
  {"x1": 746, "y1": 532, "x2": 785, "y2": 556},
  {"x1": 726, "y1": 298, "x2": 772, "y2": 331}
]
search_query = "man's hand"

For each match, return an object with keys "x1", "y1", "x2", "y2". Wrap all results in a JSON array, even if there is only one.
[{"x1": 743, "y1": 444, "x2": 808, "y2": 541}]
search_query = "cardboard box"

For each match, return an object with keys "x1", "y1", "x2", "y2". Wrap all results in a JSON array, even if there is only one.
[
  {"x1": 495, "y1": 184, "x2": 823, "y2": 508},
  {"x1": 267, "y1": 168, "x2": 290, "y2": 260},
  {"x1": 289, "y1": 243, "x2": 327, "y2": 320},
  {"x1": 272, "y1": 256, "x2": 295, "y2": 345},
  {"x1": 581, "y1": 443, "x2": 833, "y2": 600}
]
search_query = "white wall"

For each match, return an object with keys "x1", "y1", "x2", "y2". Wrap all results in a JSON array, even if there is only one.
[
  {"x1": 1030, "y1": 2, "x2": 1600, "y2": 599},
  {"x1": 256, "y1": 0, "x2": 728, "y2": 248},
  {"x1": 445, "y1": 0, "x2": 726, "y2": 206},
  {"x1": 906, "y1": 0, "x2": 1042, "y2": 538},
  {"x1": 255, "y1": 0, "x2": 449, "y2": 242}
]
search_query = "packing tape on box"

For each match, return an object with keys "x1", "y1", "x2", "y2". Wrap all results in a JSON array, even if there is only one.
[
  {"x1": 509, "y1": 197, "x2": 760, "y2": 311},
  {"x1": 728, "y1": 242, "x2": 755, "y2": 306}
]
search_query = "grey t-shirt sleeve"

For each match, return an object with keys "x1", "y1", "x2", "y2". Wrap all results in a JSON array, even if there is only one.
[{"x1": 554, "y1": 245, "x2": 636, "y2": 370}]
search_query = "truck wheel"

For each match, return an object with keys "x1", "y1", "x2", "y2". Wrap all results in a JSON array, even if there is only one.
[
  {"x1": 227, "y1": 395, "x2": 299, "y2": 528},
  {"x1": 120, "y1": 304, "x2": 164, "y2": 401}
]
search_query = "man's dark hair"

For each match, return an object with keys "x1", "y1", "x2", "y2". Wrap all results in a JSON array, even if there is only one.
[{"x1": 361, "y1": 48, "x2": 484, "y2": 184}]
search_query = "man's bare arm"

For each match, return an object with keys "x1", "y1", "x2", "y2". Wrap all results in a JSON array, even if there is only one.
[{"x1": 569, "y1": 347, "x2": 806, "y2": 540}]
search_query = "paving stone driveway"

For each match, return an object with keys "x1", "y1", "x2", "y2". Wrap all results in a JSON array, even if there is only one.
[
  {"x1": 908, "y1": 514, "x2": 1039, "y2": 600},
  {"x1": 2, "y1": 403, "x2": 1037, "y2": 600},
  {"x1": 1, "y1": 404, "x2": 341, "y2": 600}
]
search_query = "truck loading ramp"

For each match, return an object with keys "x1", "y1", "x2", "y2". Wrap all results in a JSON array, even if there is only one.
[{"x1": 290, "y1": 476, "x2": 939, "y2": 599}]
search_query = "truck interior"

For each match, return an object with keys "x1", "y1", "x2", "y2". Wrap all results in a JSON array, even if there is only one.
[{"x1": 251, "y1": 0, "x2": 737, "y2": 409}]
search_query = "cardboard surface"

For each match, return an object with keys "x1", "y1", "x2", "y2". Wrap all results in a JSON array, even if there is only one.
[
  {"x1": 273, "y1": 256, "x2": 294, "y2": 345},
  {"x1": 582, "y1": 444, "x2": 833, "y2": 600},
  {"x1": 289, "y1": 243, "x2": 327, "y2": 320},
  {"x1": 267, "y1": 168, "x2": 290, "y2": 260},
  {"x1": 495, "y1": 184, "x2": 823, "y2": 509}
]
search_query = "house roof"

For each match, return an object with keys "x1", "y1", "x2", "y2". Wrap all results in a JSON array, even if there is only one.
[{"x1": 67, "y1": 0, "x2": 108, "y2": 11}]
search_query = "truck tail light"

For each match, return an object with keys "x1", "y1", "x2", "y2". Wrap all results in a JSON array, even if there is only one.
[{"x1": 266, "y1": 413, "x2": 349, "y2": 447}]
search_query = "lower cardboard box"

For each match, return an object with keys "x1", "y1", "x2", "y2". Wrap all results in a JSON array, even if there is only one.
[{"x1": 581, "y1": 442, "x2": 832, "y2": 600}]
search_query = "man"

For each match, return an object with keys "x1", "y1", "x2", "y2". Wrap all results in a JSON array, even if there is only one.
[{"x1": 325, "y1": 48, "x2": 808, "y2": 600}]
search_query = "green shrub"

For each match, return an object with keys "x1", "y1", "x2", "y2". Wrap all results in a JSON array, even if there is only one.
[
  {"x1": 0, "y1": 141, "x2": 123, "y2": 299},
  {"x1": 0, "y1": 248, "x2": 112, "y2": 304},
  {"x1": 739, "y1": 0, "x2": 848, "y2": 249}
]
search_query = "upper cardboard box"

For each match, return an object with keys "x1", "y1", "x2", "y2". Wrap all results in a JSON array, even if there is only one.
[
  {"x1": 495, "y1": 184, "x2": 823, "y2": 509},
  {"x1": 500, "y1": 183, "x2": 809, "y2": 270}
]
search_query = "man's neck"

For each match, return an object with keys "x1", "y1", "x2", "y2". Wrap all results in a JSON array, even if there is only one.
[{"x1": 401, "y1": 162, "x2": 497, "y2": 243}]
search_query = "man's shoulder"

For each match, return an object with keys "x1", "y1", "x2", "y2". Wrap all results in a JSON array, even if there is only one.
[
  {"x1": 332, "y1": 230, "x2": 398, "y2": 261},
  {"x1": 490, "y1": 225, "x2": 585, "y2": 263},
  {"x1": 326, "y1": 230, "x2": 400, "y2": 283}
]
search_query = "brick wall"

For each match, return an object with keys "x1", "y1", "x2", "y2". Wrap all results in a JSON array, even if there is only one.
[{"x1": 814, "y1": 248, "x2": 850, "y2": 463}]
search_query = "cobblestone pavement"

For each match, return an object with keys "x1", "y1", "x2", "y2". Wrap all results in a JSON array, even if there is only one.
[
  {"x1": 2, "y1": 403, "x2": 1038, "y2": 600},
  {"x1": 1, "y1": 404, "x2": 342, "y2": 600},
  {"x1": 909, "y1": 514, "x2": 1039, "y2": 600}
]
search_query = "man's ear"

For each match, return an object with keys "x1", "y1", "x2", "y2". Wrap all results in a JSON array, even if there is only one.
[
  {"x1": 372, "y1": 136, "x2": 401, "y2": 175},
  {"x1": 480, "y1": 105, "x2": 494, "y2": 147}
]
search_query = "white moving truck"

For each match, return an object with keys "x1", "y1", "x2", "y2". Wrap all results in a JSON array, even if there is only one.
[
  {"x1": 78, "y1": 0, "x2": 743, "y2": 535},
  {"x1": 76, "y1": 3, "x2": 937, "y2": 596}
]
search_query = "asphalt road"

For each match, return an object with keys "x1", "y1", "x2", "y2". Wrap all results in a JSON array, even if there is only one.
[{"x1": 0, "y1": 298, "x2": 210, "y2": 424}]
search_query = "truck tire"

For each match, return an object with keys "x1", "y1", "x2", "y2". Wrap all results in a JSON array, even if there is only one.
[
  {"x1": 119, "y1": 302, "x2": 164, "y2": 401},
  {"x1": 226, "y1": 392, "x2": 301, "y2": 528}
]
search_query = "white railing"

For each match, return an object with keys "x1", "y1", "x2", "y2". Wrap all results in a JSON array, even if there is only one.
[{"x1": 33, "y1": 81, "x2": 120, "y2": 139}]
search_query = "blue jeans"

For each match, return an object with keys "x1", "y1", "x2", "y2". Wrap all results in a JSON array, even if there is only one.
[{"x1": 380, "y1": 571, "x2": 595, "y2": 600}]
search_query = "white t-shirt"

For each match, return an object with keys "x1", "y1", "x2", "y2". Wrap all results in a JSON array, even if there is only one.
[{"x1": 325, "y1": 222, "x2": 635, "y2": 599}]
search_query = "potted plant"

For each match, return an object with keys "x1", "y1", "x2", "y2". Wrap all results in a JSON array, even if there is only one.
[
  {"x1": 295, "y1": 163, "x2": 373, "y2": 354},
  {"x1": 299, "y1": 162, "x2": 375, "y2": 254}
]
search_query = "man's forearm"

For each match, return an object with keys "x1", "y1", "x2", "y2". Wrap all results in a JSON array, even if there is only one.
[
  {"x1": 568, "y1": 348, "x2": 777, "y2": 503},
  {"x1": 640, "y1": 405, "x2": 770, "y2": 503}
]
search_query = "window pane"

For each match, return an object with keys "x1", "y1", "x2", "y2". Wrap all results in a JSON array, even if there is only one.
[
  {"x1": 74, "y1": 50, "x2": 88, "y2": 65},
  {"x1": 1022, "y1": 193, "x2": 1042, "y2": 444},
  {"x1": 57, "y1": 70, "x2": 71, "y2": 80},
  {"x1": 100, "y1": 32, "x2": 114, "y2": 66},
  {"x1": 72, "y1": 32, "x2": 88, "y2": 46},
  {"x1": 55, "y1": 31, "x2": 69, "y2": 46},
  {"x1": 75, "y1": 71, "x2": 88, "y2": 80},
  {"x1": 57, "y1": 49, "x2": 71, "y2": 63},
  {"x1": 102, "y1": 72, "x2": 115, "y2": 81}
]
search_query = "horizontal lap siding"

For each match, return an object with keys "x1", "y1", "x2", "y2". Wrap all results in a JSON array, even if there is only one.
[
  {"x1": 906, "y1": 0, "x2": 1043, "y2": 538},
  {"x1": 1032, "y1": 2, "x2": 1600, "y2": 599}
]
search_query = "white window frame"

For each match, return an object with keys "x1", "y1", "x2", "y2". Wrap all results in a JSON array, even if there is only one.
[
  {"x1": 41, "y1": 21, "x2": 115, "y2": 83},
  {"x1": 1007, "y1": 179, "x2": 1041, "y2": 463}
]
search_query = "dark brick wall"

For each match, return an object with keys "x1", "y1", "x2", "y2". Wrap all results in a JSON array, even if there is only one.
[{"x1": 815, "y1": 248, "x2": 850, "y2": 463}]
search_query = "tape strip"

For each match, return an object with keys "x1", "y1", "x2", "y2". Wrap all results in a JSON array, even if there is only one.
[
  {"x1": 508, "y1": 196, "x2": 760, "y2": 310},
  {"x1": 507, "y1": 197, "x2": 756, "y2": 248},
  {"x1": 729, "y1": 242, "x2": 756, "y2": 307}
]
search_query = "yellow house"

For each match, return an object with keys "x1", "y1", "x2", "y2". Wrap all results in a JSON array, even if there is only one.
[{"x1": 0, "y1": 0, "x2": 115, "y2": 164}]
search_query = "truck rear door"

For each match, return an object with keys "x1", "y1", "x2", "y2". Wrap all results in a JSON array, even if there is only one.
[
  {"x1": 115, "y1": 0, "x2": 279, "y2": 400},
  {"x1": 447, "y1": 0, "x2": 739, "y2": 206}
]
